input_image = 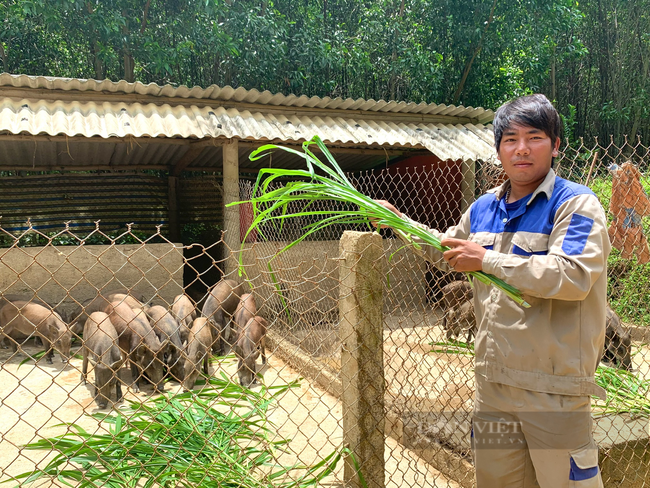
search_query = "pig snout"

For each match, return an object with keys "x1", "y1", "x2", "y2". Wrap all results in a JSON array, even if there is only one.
[
  {"x1": 182, "y1": 360, "x2": 199, "y2": 391},
  {"x1": 140, "y1": 353, "x2": 167, "y2": 392}
]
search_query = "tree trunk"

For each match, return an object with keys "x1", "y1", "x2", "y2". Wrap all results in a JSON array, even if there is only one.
[
  {"x1": 124, "y1": 52, "x2": 135, "y2": 82},
  {"x1": 629, "y1": 44, "x2": 649, "y2": 141},
  {"x1": 452, "y1": 0, "x2": 498, "y2": 104},
  {"x1": 596, "y1": 0, "x2": 610, "y2": 139},
  {"x1": 551, "y1": 44, "x2": 556, "y2": 102},
  {"x1": 92, "y1": 40, "x2": 104, "y2": 80},
  {"x1": 85, "y1": 2, "x2": 104, "y2": 80},
  {"x1": 389, "y1": 0, "x2": 406, "y2": 101},
  {"x1": 141, "y1": 0, "x2": 152, "y2": 33},
  {"x1": 122, "y1": 10, "x2": 135, "y2": 82}
]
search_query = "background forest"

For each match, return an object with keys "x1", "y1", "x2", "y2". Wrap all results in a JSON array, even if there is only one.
[{"x1": 1, "y1": 0, "x2": 649, "y2": 144}]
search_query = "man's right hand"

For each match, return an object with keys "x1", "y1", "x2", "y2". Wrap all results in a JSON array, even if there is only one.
[{"x1": 372, "y1": 200, "x2": 403, "y2": 229}]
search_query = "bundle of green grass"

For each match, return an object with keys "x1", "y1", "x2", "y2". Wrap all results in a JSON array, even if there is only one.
[
  {"x1": 11, "y1": 376, "x2": 362, "y2": 488},
  {"x1": 231, "y1": 135, "x2": 529, "y2": 308}
]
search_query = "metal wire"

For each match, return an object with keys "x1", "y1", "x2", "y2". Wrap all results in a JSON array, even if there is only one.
[{"x1": 0, "y1": 138, "x2": 648, "y2": 488}]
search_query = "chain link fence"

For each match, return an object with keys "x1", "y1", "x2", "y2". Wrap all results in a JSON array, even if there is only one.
[{"x1": 1, "y1": 138, "x2": 649, "y2": 488}]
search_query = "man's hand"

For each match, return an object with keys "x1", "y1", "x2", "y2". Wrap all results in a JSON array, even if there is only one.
[
  {"x1": 441, "y1": 237, "x2": 486, "y2": 272},
  {"x1": 371, "y1": 200, "x2": 402, "y2": 229}
]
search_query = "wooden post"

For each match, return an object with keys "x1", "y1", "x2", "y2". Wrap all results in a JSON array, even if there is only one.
[
  {"x1": 339, "y1": 231, "x2": 385, "y2": 488},
  {"x1": 222, "y1": 139, "x2": 240, "y2": 278},
  {"x1": 460, "y1": 158, "x2": 476, "y2": 213},
  {"x1": 168, "y1": 176, "x2": 179, "y2": 242}
]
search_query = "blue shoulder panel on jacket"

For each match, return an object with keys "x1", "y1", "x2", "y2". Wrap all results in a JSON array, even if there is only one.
[{"x1": 469, "y1": 177, "x2": 597, "y2": 237}]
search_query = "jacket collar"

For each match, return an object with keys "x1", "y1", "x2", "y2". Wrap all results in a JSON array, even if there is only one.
[{"x1": 492, "y1": 168, "x2": 556, "y2": 205}]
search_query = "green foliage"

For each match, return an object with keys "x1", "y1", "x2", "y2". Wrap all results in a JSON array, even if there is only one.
[
  {"x1": 430, "y1": 339, "x2": 475, "y2": 355},
  {"x1": 9, "y1": 375, "x2": 364, "y2": 488},
  {"x1": 0, "y1": 228, "x2": 166, "y2": 248},
  {"x1": 181, "y1": 223, "x2": 223, "y2": 245},
  {"x1": 2, "y1": 1, "x2": 649, "y2": 143},
  {"x1": 593, "y1": 364, "x2": 650, "y2": 417},
  {"x1": 430, "y1": 340, "x2": 650, "y2": 416},
  {"x1": 0, "y1": 0, "x2": 622, "y2": 138}
]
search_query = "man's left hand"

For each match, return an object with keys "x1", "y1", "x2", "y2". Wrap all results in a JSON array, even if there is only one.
[{"x1": 441, "y1": 237, "x2": 486, "y2": 272}]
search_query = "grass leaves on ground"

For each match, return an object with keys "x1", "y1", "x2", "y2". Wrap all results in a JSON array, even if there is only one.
[
  {"x1": 592, "y1": 365, "x2": 650, "y2": 417},
  {"x1": 230, "y1": 135, "x2": 529, "y2": 308},
  {"x1": 9, "y1": 373, "x2": 364, "y2": 488},
  {"x1": 430, "y1": 339, "x2": 650, "y2": 417}
]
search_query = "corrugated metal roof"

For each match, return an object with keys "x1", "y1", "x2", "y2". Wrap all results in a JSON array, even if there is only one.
[
  {"x1": 0, "y1": 97, "x2": 496, "y2": 163},
  {"x1": 0, "y1": 74, "x2": 494, "y2": 123}
]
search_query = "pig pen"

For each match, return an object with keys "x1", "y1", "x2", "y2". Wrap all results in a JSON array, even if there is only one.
[{"x1": 0, "y1": 338, "x2": 464, "y2": 488}]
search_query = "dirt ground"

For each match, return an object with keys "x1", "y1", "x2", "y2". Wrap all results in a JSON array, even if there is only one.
[{"x1": 0, "y1": 339, "x2": 462, "y2": 488}]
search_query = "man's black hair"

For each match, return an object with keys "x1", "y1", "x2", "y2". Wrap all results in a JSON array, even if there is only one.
[{"x1": 493, "y1": 94, "x2": 563, "y2": 155}]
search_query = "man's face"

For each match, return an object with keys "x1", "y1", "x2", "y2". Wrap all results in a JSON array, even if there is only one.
[{"x1": 497, "y1": 124, "x2": 560, "y2": 189}]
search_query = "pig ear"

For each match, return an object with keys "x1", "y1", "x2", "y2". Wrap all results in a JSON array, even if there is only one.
[
  {"x1": 48, "y1": 323, "x2": 60, "y2": 338},
  {"x1": 110, "y1": 359, "x2": 123, "y2": 371},
  {"x1": 135, "y1": 344, "x2": 148, "y2": 360}
]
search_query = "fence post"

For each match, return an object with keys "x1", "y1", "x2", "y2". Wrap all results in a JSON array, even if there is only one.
[
  {"x1": 460, "y1": 158, "x2": 475, "y2": 213},
  {"x1": 222, "y1": 139, "x2": 240, "y2": 277},
  {"x1": 339, "y1": 230, "x2": 385, "y2": 488}
]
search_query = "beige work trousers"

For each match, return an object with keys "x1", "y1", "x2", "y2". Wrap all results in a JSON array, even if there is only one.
[{"x1": 472, "y1": 375, "x2": 604, "y2": 488}]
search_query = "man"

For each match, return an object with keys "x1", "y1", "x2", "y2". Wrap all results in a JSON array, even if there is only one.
[{"x1": 376, "y1": 94, "x2": 609, "y2": 487}]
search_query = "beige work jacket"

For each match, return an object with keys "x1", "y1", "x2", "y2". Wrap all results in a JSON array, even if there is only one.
[{"x1": 404, "y1": 169, "x2": 610, "y2": 399}]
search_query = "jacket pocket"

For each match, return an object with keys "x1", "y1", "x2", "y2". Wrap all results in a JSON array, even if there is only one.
[
  {"x1": 569, "y1": 443, "x2": 603, "y2": 487},
  {"x1": 511, "y1": 233, "x2": 549, "y2": 256},
  {"x1": 468, "y1": 232, "x2": 496, "y2": 251}
]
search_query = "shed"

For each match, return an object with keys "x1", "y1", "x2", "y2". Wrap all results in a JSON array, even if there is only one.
[{"x1": 0, "y1": 73, "x2": 496, "y2": 275}]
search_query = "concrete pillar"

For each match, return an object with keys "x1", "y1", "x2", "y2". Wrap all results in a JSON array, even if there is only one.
[
  {"x1": 339, "y1": 231, "x2": 385, "y2": 488},
  {"x1": 222, "y1": 139, "x2": 240, "y2": 278},
  {"x1": 460, "y1": 158, "x2": 476, "y2": 213}
]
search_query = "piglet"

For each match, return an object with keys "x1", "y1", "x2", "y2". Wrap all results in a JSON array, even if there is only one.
[
  {"x1": 0, "y1": 300, "x2": 71, "y2": 363},
  {"x1": 234, "y1": 316, "x2": 267, "y2": 387},
  {"x1": 181, "y1": 317, "x2": 212, "y2": 391},
  {"x1": 146, "y1": 305, "x2": 185, "y2": 382},
  {"x1": 171, "y1": 294, "x2": 196, "y2": 344},
  {"x1": 201, "y1": 279, "x2": 244, "y2": 355},
  {"x1": 603, "y1": 306, "x2": 632, "y2": 370},
  {"x1": 232, "y1": 293, "x2": 256, "y2": 339},
  {"x1": 81, "y1": 312, "x2": 124, "y2": 408}
]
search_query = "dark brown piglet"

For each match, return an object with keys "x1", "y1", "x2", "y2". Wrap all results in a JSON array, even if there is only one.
[
  {"x1": 603, "y1": 306, "x2": 632, "y2": 370},
  {"x1": 146, "y1": 305, "x2": 185, "y2": 382},
  {"x1": 201, "y1": 279, "x2": 244, "y2": 355},
  {"x1": 181, "y1": 317, "x2": 212, "y2": 391},
  {"x1": 104, "y1": 301, "x2": 168, "y2": 393},
  {"x1": 234, "y1": 316, "x2": 267, "y2": 387}
]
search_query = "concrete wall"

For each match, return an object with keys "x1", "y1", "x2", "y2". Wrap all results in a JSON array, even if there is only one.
[
  {"x1": 0, "y1": 243, "x2": 184, "y2": 316},
  {"x1": 238, "y1": 238, "x2": 429, "y2": 322}
]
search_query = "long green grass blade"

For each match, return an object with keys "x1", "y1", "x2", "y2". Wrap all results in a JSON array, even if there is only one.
[{"x1": 233, "y1": 135, "x2": 530, "y2": 307}]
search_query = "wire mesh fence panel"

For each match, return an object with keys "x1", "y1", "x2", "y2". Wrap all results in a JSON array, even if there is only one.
[
  {"x1": 0, "y1": 137, "x2": 649, "y2": 488},
  {"x1": 235, "y1": 137, "x2": 650, "y2": 488}
]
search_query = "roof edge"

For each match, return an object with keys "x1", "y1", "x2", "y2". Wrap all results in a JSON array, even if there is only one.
[{"x1": 0, "y1": 73, "x2": 494, "y2": 123}]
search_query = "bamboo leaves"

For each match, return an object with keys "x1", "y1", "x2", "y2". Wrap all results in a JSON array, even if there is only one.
[{"x1": 233, "y1": 135, "x2": 530, "y2": 308}]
